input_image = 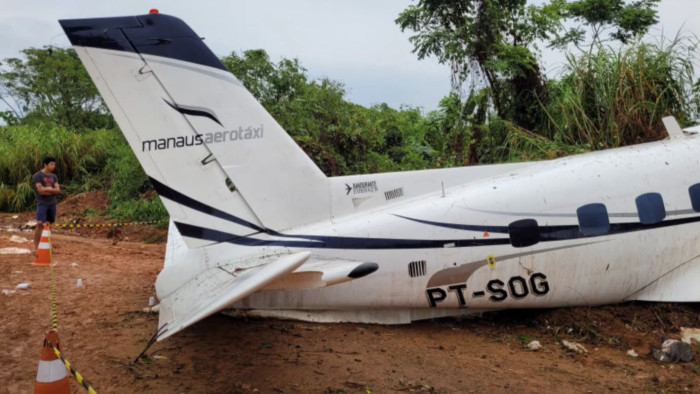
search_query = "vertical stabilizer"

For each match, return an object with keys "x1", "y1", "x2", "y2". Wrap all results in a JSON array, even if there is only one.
[{"x1": 59, "y1": 14, "x2": 330, "y2": 246}]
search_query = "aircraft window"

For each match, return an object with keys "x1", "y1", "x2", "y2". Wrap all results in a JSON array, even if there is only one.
[
  {"x1": 635, "y1": 193, "x2": 666, "y2": 224},
  {"x1": 577, "y1": 203, "x2": 610, "y2": 236},
  {"x1": 508, "y1": 219, "x2": 540, "y2": 247},
  {"x1": 690, "y1": 183, "x2": 700, "y2": 212}
]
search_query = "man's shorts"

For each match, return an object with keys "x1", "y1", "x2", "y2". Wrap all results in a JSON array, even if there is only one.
[{"x1": 36, "y1": 204, "x2": 56, "y2": 224}]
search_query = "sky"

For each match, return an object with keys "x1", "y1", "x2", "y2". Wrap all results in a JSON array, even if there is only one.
[{"x1": 1, "y1": 0, "x2": 699, "y2": 113}]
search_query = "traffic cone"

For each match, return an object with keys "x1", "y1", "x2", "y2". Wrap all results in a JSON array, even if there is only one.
[
  {"x1": 33, "y1": 331, "x2": 70, "y2": 394},
  {"x1": 33, "y1": 223, "x2": 52, "y2": 266}
]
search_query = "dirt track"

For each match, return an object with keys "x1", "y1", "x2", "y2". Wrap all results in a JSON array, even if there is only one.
[{"x1": 1, "y1": 209, "x2": 700, "y2": 393}]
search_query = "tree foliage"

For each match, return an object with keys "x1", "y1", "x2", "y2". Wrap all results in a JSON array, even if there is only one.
[
  {"x1": 221, "y1": 50, "x2": 433, "y2": 175},
  {"x1": 396, "y1": 0, "x2": 558, "y2": 131},
  {"x1": 0, "y1": 47, "x2": 114, "y2": 130},
  {"x1": 395, "y1": 0, "x2": 661, "y2": 135},
  {"x1": 550, "y1": 0, "x2": 661, "y2": 52}
]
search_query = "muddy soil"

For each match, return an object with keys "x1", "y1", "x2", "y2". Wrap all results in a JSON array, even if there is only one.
[{"x1": 1, "y1": 194, "x2": 699, "y2": 393}]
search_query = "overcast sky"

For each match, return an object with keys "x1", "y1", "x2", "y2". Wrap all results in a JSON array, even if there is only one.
[{"x1": 1, "y1": 0, "x2": 698, "y2": 113}]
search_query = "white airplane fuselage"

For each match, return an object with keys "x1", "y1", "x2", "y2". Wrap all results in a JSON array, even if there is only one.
[{"x1": 190, "y1": 135, "x2": 700, "y2": 321}]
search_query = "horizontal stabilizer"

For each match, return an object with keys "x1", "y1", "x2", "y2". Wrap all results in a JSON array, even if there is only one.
[
  {"x1": 157, "y1": 251, "x2": 310, "y2": 340},
  {"x1": 262, "y1": 257, "x2": 379, "y2": 290},
  {"x1": 662, "y1": 116, "x2": 684, "y2": 139}
]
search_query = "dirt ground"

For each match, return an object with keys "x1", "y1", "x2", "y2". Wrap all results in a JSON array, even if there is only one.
[{"x1": 1, "y1": 193, "x2": 700, "y2": 393}]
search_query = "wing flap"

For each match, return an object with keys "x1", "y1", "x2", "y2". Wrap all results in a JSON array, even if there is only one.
[{"x1": 157, "y1": 251, "x2": 310, "y2": 340}]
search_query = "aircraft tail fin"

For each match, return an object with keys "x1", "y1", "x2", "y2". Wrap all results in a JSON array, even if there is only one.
[{"x1": 59, "y1": 13, "x2": 330, "y2": 247}]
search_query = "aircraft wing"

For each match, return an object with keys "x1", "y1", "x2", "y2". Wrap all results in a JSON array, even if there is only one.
[
  {"x1": 157, "y1": 252, "x2": 378, "y2": 340},
  {"x1": 157, "y1": 252, "x2": 310, "y2": 340}
]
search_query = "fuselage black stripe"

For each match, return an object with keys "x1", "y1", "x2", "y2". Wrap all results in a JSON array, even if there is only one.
[
  {"x1": 174, "y1": 222, "x2": 511, "y2": 249},
  {"x1": 396, "y1": 214, "x2": 700, "y2": 242},
  {"x1": 175, "y1": 213, "x2": 700, "y2": 250},
  {"x1": 151, "y1": 177, "x2": 700, "y2": 249},
  {"x1": 149, "y1": 177, "x2": 266, "y2": 233}
]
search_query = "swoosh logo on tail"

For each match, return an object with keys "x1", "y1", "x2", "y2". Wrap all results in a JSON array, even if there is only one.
[{"x1": 164, "y1": 99, "x2": 223, "y2": 126}]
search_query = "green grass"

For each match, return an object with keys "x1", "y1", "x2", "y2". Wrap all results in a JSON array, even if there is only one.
[
  {"x1": 0, "y1": 123, "x2": 167, "y2": 222},
  {"x1": 543, "y1": 34, "x2": 698, "y2": 150}
]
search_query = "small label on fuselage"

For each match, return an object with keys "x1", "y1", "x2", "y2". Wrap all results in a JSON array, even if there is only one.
[{"x1": 352, "y1": 181, "x2": 378, "y2": 194}]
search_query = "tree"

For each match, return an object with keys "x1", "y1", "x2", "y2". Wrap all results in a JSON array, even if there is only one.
[
  {"x1": 396, "y1": 0, "x2": 660, "y2": 135},
  {"x1": 221, "y1": 49, "x2": 309, "y2": 109},
  {"x1": 221, "y1": 49, "x2": 437, "y2": 175},
  {"x1": 0, "y1": 46, "x2": 114, "y2": 130},
  {"x1": 396, "y1": 0, "x2": 560, "y2": 131},
  {"x1": 550, "y1": 0, "x2": 660, "y2": 54}
]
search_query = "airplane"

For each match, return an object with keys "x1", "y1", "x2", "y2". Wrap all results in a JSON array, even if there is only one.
[{"x1": 59, "y1": 11, "x2": 700, "y2": 341}]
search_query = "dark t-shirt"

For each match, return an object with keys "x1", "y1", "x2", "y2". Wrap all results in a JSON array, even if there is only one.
[{"x1": 32, "y1": 171, "x2": 59, "y2": 205}]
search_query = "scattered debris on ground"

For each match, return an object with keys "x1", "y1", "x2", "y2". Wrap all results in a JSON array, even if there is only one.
[
  {"x1": 0, "y1": 247, "x2": 31, "y2": 254},
  {"x1": 681, "y1": 327, "x2": 700, "y2": 345},
  {"x1": 561, "y1": 340, "x2": 588, "y2": 354},
  {"x1": 651, "y1": 339, "x2": 694, "y2": 363},
  {"x1": 526, "y1": 340, "x2": 542, "y2": 351}
]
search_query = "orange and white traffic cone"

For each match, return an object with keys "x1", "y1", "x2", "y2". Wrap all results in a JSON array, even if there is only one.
[
  {"x1": 33, "y1": 223, "x2": 52, "y2": 266},
  {"x1": 33, "y1": 331, "x2": 70, "y2": 394}
]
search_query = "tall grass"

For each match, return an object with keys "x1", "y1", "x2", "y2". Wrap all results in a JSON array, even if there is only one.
[
  {"x1": 484, "y1": 118, "x2": 589, "y2": 163},
  {"x1": 0, "y1": 123, "x2": 104, "y2": 211},
  {"x1": 543, "y1": 34, "x2": 698, "y2": 149},
  {"x1": 0, "y1": 124, "x2": 166, "y2": 221}
]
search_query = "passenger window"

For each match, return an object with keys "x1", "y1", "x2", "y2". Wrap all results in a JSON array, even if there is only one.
[
  {"x1": 690, "y1": 184, "x2": 700, "y2": 212},
  {"x1": 508, "y1": 219, "x2": 540, "y2": 247},
  {"x1": 577, "y1": 203, "x2": 610, "y2": 236},
  {"x1": 635, "y1": 193, "x2": 665, "y2": 224}
]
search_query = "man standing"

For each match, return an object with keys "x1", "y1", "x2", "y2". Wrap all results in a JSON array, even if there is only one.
[{"x1": 33, "y1": 156, "x2": 61, "y2": 254}]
